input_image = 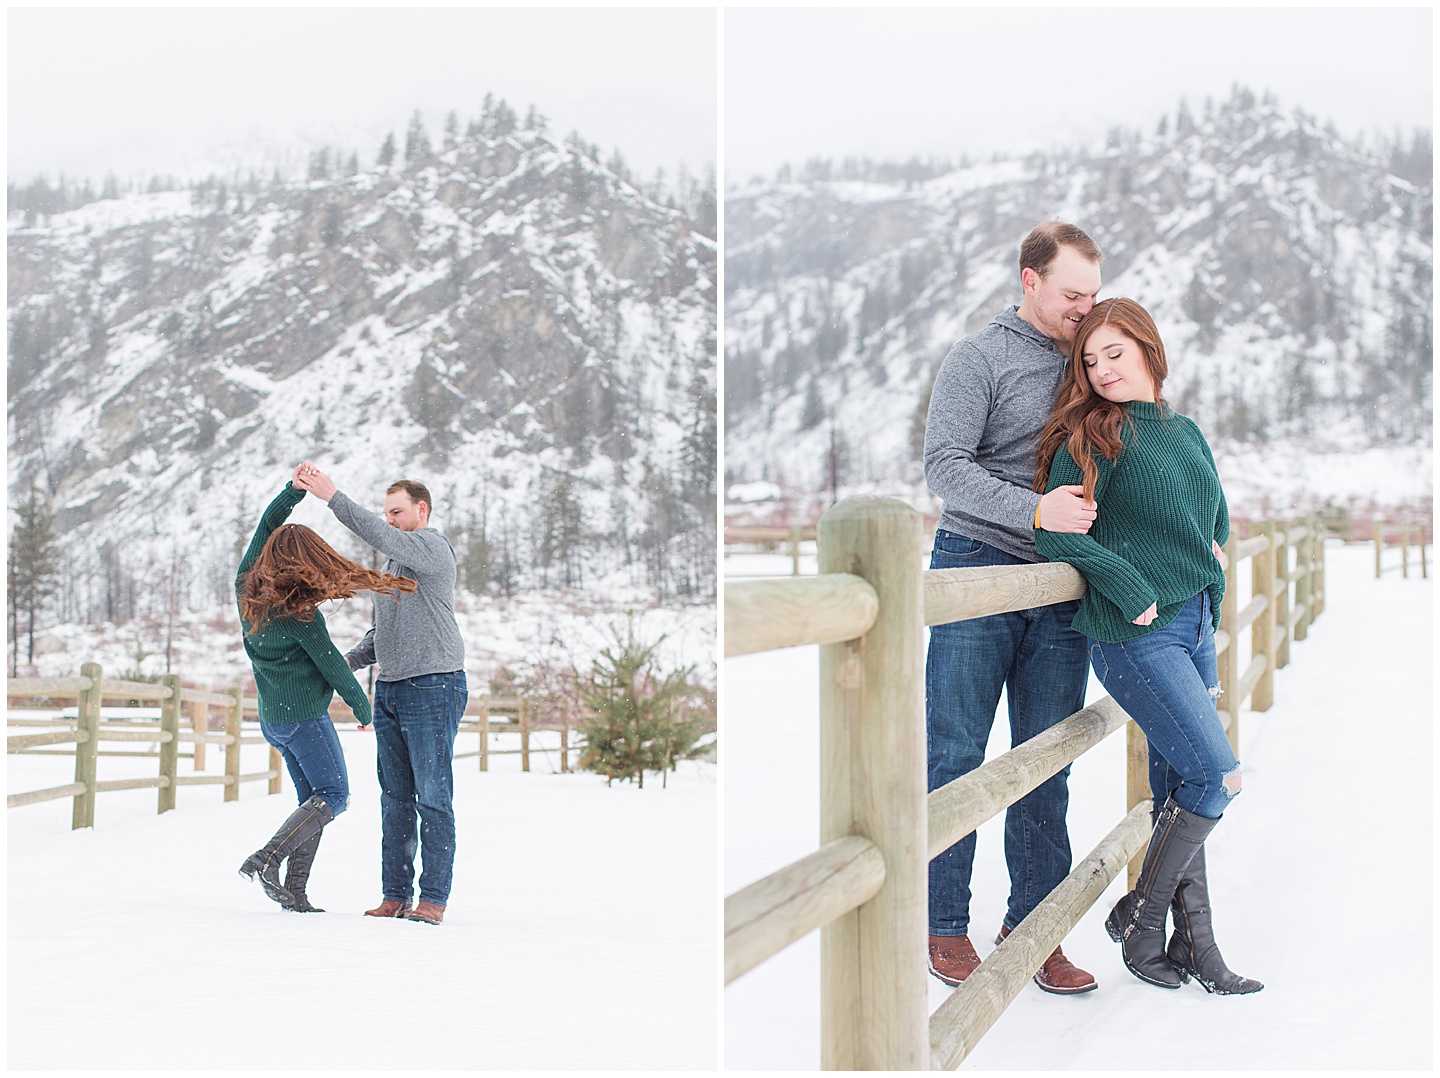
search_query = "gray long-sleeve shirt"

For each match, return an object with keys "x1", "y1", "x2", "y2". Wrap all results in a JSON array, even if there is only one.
[
  {"x1": 328, "y1": 490, "x2": 465, "y2": 681},
  {"x1": 923, "y1": 306, "x2": 1069, "y2": 562}
]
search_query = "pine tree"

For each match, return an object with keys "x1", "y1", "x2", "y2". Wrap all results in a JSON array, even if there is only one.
[
  {"x1": 404, "y1": 111, "x2": 432, "y2": 166},
  {"x1": 577, "y1": 622, "x2": 703, "y2": 789},
  {"x1": 376, "y1": 131, "x2": 397, "y2": 168},
  {"x1": 8, "y1": 484, "x2": 62, "y2": 674},
  {"x1": 461, "y1": 512, "x2": 494, "y2": 593}
]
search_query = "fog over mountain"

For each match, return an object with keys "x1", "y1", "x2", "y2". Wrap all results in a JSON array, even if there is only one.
[
  {"x1": 9, "y1": 106, "x2": 717, "y2": 624},
  {"x1": 724, "y1": 87, "x2": 1432, "y2": 515}
]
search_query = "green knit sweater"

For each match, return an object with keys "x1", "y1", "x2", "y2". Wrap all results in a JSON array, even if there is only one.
[
  {"x1": 235, "y1": 484, "x2": 372, "y2": 725},
  {"x1": 1034, "y1": 402, "x2": 1229, "y2": 643}
]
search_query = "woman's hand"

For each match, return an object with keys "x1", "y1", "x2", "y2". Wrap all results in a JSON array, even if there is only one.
[
  {"x1": 292, "y1": 461, "x2": 338, "y2": 502},
  {"x1": 1212, "y1": 540, "x2": 1228, "y2": 570},
  {"x1": 1132, "y1": 603, "x2": 1158, "y2": 626},
  {"x1": 1037, "y1": 485, "x2": 1097, "y2": 533}
]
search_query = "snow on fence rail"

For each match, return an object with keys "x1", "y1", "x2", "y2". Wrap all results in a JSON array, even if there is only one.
[
  {"x1": 723, "y1": 496, "x2": 1326, "y2": 1070},
  {"x1": 8, "y1": 666, "x2": 587, "y2": 828}
]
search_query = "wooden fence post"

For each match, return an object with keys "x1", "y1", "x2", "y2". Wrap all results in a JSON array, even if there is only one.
[
  {"x1": 1373, "y1": 518, "x2": 1383, "y2": 579},
  {"x1": 479, "y1": 702, "x2": 489, "y2": 772},
  {"x1": 269, "y1": 745, "x2": 283, "y2": 795},
  {"x1": 1401, "y1": 526, "x2": 1410, "y2": 579},
  {"x1": 520, "y1": 698, "x2": 531, "y2": 773},
  {"x1": 158, "y1": 674, "x2": 181, "y2": 813},
  {"x1": 72, "y1": 662, "x2": 102, "y2": 830},
  {"x1": 560, "y1": 700, "x2": 571, "y2": 774},
  {"x1": 1218, "y1": 534, "x2": 1240, "y2": 758},
  {"x1": 1274, "y1": 524, "x2": 1291, "y2": 670},
  {"x1": 1421, "y1": 523, "x2": 1429, "y2": 580},
  {"x1": 1251, "y1": 522, "x2": 1276, "y2": 713},
  {"x1": 817, "y1": 497, "x2": 926, "y2": 1071},
  {"x1": 1294, "y1": 520, "x2": 1312, "y2": 643},
  {"x1": 225, "y1": 687, "x2": 243, "y2": 802},
  {"x1": 1125, "y1": 722, "x2": 1149, "y2": 890},
  {"x1": 791, "y1": 524, "x2": 802, "y2": 577},
  {"x1": 190, "y1": 698, "x2": 207, "y2": 770}
]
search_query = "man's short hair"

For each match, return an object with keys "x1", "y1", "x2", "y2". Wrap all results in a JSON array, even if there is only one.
[
  {"x1": 387, "y1": 479, "x2": 432, "y2": 513},
  {"x1": 1019, "y1": 221, "x2": 1102, "y2": 277}
]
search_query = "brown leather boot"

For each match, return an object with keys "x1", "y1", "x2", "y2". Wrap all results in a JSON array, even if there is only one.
[
  {"x1": 403, "y1": 901, "x2": 445, "y2": 925},
  {"x1": 928, "y1": 934, "x2": 981, "y2": 985},
  {"x1": 364, "y1": 899, "x2": 412, "y2": 918},
  {"x1": 996, "y1": 925, "x2": 1097, "y2": 994}
]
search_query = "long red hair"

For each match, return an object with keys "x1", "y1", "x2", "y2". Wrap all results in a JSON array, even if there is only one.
[
  {"x1": 240, "y1": 524, "x2": 416, "y2": 636},
  {"x1": 1033, "y1": 297, "x2": 1169, "y2": 499}
]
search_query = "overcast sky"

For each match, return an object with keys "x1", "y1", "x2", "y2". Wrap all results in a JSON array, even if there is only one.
[
  {"x1": 8, "y1": 7, "x2": 717, "y2": 187},
  {"x1": 725, "y1": 6, "x2": 1433, "y2": 183}
]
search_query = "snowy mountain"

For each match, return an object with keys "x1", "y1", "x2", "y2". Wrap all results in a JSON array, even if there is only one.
[
  {"x1": 9, "y1": 111, "x2": 717, "y2": 623},
  {"x1": 724, "y1": 88, "x2": 1432, "y2": 514}
]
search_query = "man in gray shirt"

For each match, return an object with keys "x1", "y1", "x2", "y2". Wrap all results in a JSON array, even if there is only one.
[
  {"x1": 293, "y1": 463, "x2": 467, "y2": 926},
  {"x1": 923, "y1": 221, "x2": 1102, "y2": 993}
]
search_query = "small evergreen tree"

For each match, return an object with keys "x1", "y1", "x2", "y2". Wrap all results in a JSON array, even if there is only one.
[
  {"x1": 577, "y1": 622, "x2": 704, "y2": 789},
  {"x1": 8, "y1": 484, "x2": 62, "y2": 674}
]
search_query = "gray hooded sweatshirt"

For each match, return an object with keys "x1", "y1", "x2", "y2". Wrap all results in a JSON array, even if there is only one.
[
  {"x1": 329, "y1": 490, "x2": 466, "y2": 681},
  {"x1": 923, "y1": 306, "x2": 1069, "y2": 563}
]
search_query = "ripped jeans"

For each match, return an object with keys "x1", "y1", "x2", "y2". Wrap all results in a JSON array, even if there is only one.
[{"x1": 1089, "y1": 591, "x2": 1240, "y2": 819}]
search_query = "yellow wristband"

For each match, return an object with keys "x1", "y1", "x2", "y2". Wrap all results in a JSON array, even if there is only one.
[{"x1": 1034, "y1": 503, "x2": 1043, "y2": 529}]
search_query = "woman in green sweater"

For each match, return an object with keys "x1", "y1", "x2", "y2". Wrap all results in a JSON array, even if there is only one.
[
  {"x1": 236, "y1": 480, "x2": 415, "y2": 911},
  {"x1": 1033, "y1": 298, "x2": 1261, "y2": 996}
]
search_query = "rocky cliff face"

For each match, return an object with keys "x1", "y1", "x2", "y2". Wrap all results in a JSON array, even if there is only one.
[
  {"x1": 724, "y1": 89, "x2": 1431, "y2": 507},
  {"x1": 9, "y1": 121, "x2": 717, "y2": 616}
]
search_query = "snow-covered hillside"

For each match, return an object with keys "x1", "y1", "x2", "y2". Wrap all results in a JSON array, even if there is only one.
[
  {"x1": 9, "y1": 107, "x2": 717, "y2": 624},
  {"x1": 724, "y1": 88, "x2": 1432, "y2": 516}
]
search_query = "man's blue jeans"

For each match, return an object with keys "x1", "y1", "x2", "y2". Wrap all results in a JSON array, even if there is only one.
[
  {"x1": 926, "y1": 530, "x2": 1089, "y2": 937},
  {"x1": 261, "y1": 716, "x2": 350, "y2": 816},
  {"x1": 1089, "y1": 591, "x2": 1239, "y2": 820},
  {"x1": 373, "y1": 671, "x2": 468, "y2": 906}
]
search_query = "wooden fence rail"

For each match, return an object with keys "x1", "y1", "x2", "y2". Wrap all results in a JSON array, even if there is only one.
[
  {"x1": 723, "y1": 497, "x2": 1327, "y2": 1069},
  {"x1": 9, "y1": 670, "x2": 586, "y2": 828}
]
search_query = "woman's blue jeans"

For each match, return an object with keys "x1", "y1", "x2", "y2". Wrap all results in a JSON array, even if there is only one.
[
  {"x1": 926, "y1": 530, "x2": 1090, "y2": 937},
  {"x1": 1089, "y1": 591, "x2": 1240, "y2": 820},
  {"x1": 261, "y1": 716, "x2": 350, "y2": 816},
  {"x1": 373, "y1": 671, "x2": 467, "y2": 907}
]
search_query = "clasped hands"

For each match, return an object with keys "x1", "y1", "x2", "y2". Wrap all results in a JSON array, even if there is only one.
[{"x1": 292, "y1": 461, "x2": 338, "y2": 503}]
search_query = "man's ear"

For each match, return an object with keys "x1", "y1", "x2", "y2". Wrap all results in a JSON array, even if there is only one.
[{"x1": 1021, "y1": 267, "x2": 1039, "y2": 295}]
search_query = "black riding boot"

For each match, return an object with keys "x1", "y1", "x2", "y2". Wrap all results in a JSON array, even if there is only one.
[
  {"x1": 1105, "y1": 797, "x2": 1220, "y2": 989},
  {"x1": 282, "y1": 831, "x2": 326, "y2": 913},
  {"x1": 1166, "y1": 845, "x2": 1262, "y2": 994},
  {"x1": 239, "y1": 796, "x2": 334, "y2": 906}
]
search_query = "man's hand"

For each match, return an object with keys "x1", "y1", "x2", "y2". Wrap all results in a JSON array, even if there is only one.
[
  {"x1": 1037, "y1": 485, "x2": 1097, "y2": 533},
  {"x1": 292, "y1": 460, "x2": 338, "y2": 503},
  {"x1": 1132, "y1": 602, "x2": 1159, "y2": 627}
]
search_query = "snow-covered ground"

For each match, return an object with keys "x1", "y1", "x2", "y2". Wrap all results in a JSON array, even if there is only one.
[
  {"x1": 723, "y1": 540, "x2": 1432, "y2": 1069},
  {"x1": 8, "y1": 725, "x2": 717, "y2": 1069}
]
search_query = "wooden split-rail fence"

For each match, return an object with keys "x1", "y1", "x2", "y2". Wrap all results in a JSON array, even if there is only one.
[
  {"x1": 1371, "y1": 519, "x2": 1430, "y2": 579},
  {"x1": 7, "y1": 667, "x2": 587, "y2": 829},
  {"x1": 724, "y1": 525, "x2": 819, "y2": 577},
  {"x1": 723, "y1": 496, "x2": 1325, "y2": 1070}
]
